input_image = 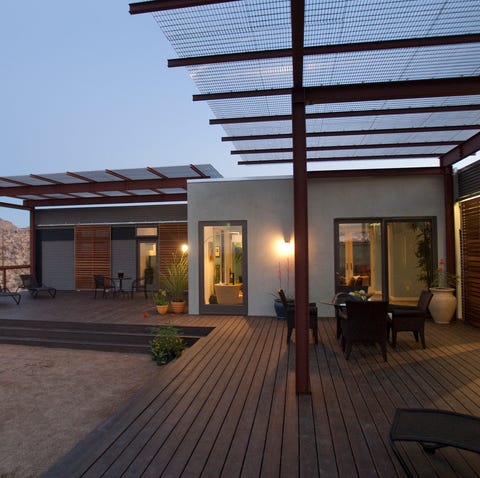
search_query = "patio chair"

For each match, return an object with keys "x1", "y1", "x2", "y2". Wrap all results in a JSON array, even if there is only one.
[
  {"x1": 278, "y1": 289, "x2": 318, "y2": 345},
  {"x1": 332, "y1": 291, "x2": 364, "y2": 339},
  {"x1": 387, "y1": 290, "x2": 433, "y2": 349},
  {"x1": 93, "y1": 274, "x2": 117, "y2": 299},
  {"x1": 390, "y1": 408, "x2": 480, "y2": 478},
  {"x1": 18, "y1": 274, "x2": 56, "y2": 299},
  {"x1": 131, "y1": 276, "x2": 148, "y2": 299},
  {"x1": 341, "y1": 301, "x2": 388, "y2": 361}
]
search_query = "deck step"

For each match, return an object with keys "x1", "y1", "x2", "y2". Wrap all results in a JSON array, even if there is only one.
[{"x1": 0, "y1": 319, "x2": 213, "y2": 354}]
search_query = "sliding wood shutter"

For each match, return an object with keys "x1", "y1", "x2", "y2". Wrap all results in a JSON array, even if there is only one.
[
  {"x1": 75, "y1": 226, "x2": 111, "y2": 289},
  {"x1": 159, "y1": 223, "x2": 187, "y2": 284},
  {"x1": 460, "y1": 197, "x2": 480, "y2": 325}
]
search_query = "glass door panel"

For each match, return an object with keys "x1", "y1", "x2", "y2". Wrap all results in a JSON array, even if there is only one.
[
  {"x1": 200, "y1": 222, "x2": 246, "y2": 313},
  {"x1": 387, "y1": 221, "x2": 434, "y2": 306},
  {"x1": 138, "y1": 241, "x2": 156, "y2": 287},
  {"x1": 336, "y1": 222, "x2": 382, "y2": 299}
]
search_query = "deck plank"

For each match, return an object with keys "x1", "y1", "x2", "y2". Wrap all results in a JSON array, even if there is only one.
[{"x1": 8, "y1": 292, "x2": 479, "y2": 478}]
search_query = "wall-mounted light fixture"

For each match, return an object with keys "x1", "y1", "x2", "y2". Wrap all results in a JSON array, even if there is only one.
[
  {"x1": 276, "y1": 238, "x2": 294, "y2": 256},
  {"x1": 181, "y1": 243, "x2": 189, "y2": 253}
]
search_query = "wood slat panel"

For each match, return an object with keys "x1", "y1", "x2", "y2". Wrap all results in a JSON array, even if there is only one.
[
  {"x1": 74, "y1": 226, "x2": 111, "y2": 289},
  {"x1": 461, "y1": 198, "x2": 480, "y2": 325},
  {"x1": 158, "y1": 223, "x2": 187, "y2": 289}
]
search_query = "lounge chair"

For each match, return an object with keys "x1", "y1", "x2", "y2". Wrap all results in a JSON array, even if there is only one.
[
  {"x1": 18, "y1": 274, "x2": 56, "y2": 299},
  {"x1": 278, "y1": 289, "x2": 318, "y2": 344},
  {"x1": 390, "y1": 408, "x2": 480, "y2": 478},
  {"x1": 0, "y1": 288, "x2": 21, "y2": 305}
]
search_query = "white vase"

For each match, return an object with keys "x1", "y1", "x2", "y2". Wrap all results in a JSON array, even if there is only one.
[{"x1": 429, "y1": 287, "x2": 457, "y2": 324}]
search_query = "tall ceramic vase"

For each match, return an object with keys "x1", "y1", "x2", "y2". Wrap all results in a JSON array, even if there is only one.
[{"x1": 429, "y1": 287, "x2": 457, "y2": 324}]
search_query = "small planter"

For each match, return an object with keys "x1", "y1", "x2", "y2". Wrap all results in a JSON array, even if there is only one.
[
  {"x1": 156, "y1": 304, "x2": 168, "y2": 315},
  {"x1": 170, "y1": 300, "x2": 185, "y2": 314},
  {"x1": 274, "y1": 299, "x2": 287, "y2": 320},
  {"x1": 429, "y1": 287, "x2": 457, "y2": 324}
]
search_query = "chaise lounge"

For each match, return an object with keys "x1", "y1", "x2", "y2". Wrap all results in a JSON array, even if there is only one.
[{"x1": 18, "y1": 274, "x2": 56, "y2": 299}]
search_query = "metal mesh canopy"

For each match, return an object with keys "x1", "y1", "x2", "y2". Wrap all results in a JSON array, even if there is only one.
[
  {"x1": 131, "y1": 0, "x2": 480, "y2": 170},
  {"x1": 0, "y1": 164, "x2": 222, "y2": 208}
]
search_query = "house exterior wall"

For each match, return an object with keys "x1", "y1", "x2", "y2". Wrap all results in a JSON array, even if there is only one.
[
  {"x1": 188, "y1": 175, "x2": 445, "y2": 317},
  {"x1": 35, "y1": 205, "x2": 187, "y2": 290}
]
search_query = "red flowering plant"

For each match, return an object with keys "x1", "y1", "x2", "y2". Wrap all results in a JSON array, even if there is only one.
[
  {"x1": 276, "y1": 257, "x2": 293, "y2": 299},
  {"x1": 432, "y1": 259, "x2": 459, "y2": 288}
]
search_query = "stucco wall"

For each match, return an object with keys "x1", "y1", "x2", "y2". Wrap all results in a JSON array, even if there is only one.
[{"x1": 188, "y1": 174, "x2": 445, "y2": 317}]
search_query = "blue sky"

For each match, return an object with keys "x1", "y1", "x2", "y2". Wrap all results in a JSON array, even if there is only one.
[
  {"x1": 1, "y1": 1, "x2": 478, "y2": 227},
  {"x1": 0, "y1": 1, "x2": 292, "y2": 227}
]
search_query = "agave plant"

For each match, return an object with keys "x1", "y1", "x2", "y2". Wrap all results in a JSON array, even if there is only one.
[{"x1": 161, "y1": 252, "x2": 188, "y2": 302}]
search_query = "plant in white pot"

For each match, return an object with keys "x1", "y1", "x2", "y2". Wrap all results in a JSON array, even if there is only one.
[
  {"x1": 429, "y1": 259, "x2": 459, "y2": 324},
  {"x1": 161, "y1": 252, "x2": 188, "y2": 314}
]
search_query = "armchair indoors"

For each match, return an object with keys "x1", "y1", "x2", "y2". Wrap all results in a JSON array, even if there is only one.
[
  {"x1": 278, "y1": 289, "x2": 318, "y2": 345},
  {"x1": 341, "y1": 301, "x2": 388, "y2": 361},
  {"x1": 387, "y1": 290, "x2": 433, "y2": 349}
]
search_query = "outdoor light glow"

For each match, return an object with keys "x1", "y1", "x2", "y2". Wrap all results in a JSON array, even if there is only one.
[
  {"x1": 276, "y1": 238, "x2": 294, "y2": 256},
  {"x1": 181, "y1": 243, "x2": 189, "y2": 253}
]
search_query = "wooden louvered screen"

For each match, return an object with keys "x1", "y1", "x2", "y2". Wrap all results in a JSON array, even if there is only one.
[
  {"x1": 158, "y1": 223, "x2": 187, "y2": 286},
  {"x1": 460, "y1": 198, "x2": 480, "y2": 326},
  {"x1": 75, "y1": 226, "x2": 111, "y2": 289}
]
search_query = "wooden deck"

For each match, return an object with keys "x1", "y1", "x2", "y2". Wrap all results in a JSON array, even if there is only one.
[{"x1": 2, "y1": 292, "x2": 480, "y2": 477}]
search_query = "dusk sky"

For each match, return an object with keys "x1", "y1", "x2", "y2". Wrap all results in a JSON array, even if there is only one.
[
  {"x1": 1, "y1": 1, "x2": 478, "y2": 227},
  {"x1": 0, "y1": 1, "x2": 293, "y2": 227}
]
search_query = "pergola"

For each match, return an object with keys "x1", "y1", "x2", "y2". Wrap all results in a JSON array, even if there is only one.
[{"x1": 129, "y1": 0, "x2": 480, "y2": 394}]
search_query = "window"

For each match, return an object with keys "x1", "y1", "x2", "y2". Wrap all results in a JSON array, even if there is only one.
[{"x1": 199, "y1": 221, "x2": 247, "y2": 314}]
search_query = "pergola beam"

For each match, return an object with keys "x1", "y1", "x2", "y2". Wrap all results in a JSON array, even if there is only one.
[
  {"x1": 232, "y1": 141, "x2": 460, "y2": 155},
  {"x1": 0, "y1": 178, "x2": 188, "y2": 197},
  {"x1": 210, "y1": 104, "x2": 480, "y2": 125},
  {"x1": 222, "y1": 125, "x2": 480, "y2": 142},
  {"x1": 169, "y1": 33, "x2": 480, "y2": 67},
  {"x1": 194, "y1": 77, "x2": 480, "y2": 102},
  {"x1": 129, "y1": 0, "x2": 238, "y2": 14},
  {"x1": 440, "y1": 131, "x2": 480, "y2": 167},
  {"x1": 237, "y1": 154, "x2": 438, "y2": 165},
  {"x1": 23, "y1": 193, "x2": 187, "y2": 208}
]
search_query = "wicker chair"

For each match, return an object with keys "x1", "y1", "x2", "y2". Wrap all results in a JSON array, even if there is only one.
[
  {"x1": 341, "y1": 301, "x2": 388, "y2": 361},
  {"x1": 278, "y1": 289, "x2": 318, "y2": 345},
  {"x1": 387, "y1": 290, "x2": 433, "y2": 349}
]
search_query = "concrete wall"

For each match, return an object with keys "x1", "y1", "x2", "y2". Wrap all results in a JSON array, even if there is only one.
[{"x1": 188, "y1": 174, "x2": 445, "y2": 317}]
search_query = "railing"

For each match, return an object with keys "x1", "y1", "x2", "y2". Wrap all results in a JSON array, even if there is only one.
[{"x1": 0, "y1": 264, "x2": 30, "y2": 291}]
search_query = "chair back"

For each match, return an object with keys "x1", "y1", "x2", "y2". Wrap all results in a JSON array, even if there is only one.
[
  {"x1": 345, "y1": 301, "x2": 388, "y2": 342},
  {"x1": 94, "y1": 274, "x2": 106, "y2": 287},
  {"x1": 417, "y1": 290, "x2": 434, "y2": 313},
  {"x1": 20, "y1": 274, "x2": 37, "y2": 288}
]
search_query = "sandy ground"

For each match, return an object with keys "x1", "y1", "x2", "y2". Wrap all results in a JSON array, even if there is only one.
[{"x1": 0, "y1": 344, "x2": 159, "y2": 478}]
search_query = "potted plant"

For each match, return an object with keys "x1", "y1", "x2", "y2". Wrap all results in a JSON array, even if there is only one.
[
  {"x1": 154, "y1": 289, "x2": 169, "y2": 315},
  {"x1": 161, "y1": 252, "x2": 188, "y2": 314},
  {"x1": 429, "y1": 259, "x2": 459, "y2": 324}
]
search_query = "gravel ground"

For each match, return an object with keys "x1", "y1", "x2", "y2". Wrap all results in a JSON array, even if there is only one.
[{"x1": 0, "y1": 344, "x2": 158, "y2": 478}]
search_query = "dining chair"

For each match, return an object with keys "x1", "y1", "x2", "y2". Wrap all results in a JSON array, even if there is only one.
[
  {"x1": 278, "y1": 289, "x2": 318, "y2": 344},
  {"x1": 332, "y1": 292, "x2": 364, "y2": 339},
  {"x1": 93, "y1": 274, "x2": 117, "y2": 299},
  {"x1": 387, "y1": 290, "x2": 433, "y2": 348},
  {"x1": 341, "y1": 300, "x2": 389, "y2": 361}
]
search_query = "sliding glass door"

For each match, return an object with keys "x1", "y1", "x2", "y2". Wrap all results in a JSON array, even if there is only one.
[{"x1": 335, "y1": 218, "x2": 435, "y2": 304}]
